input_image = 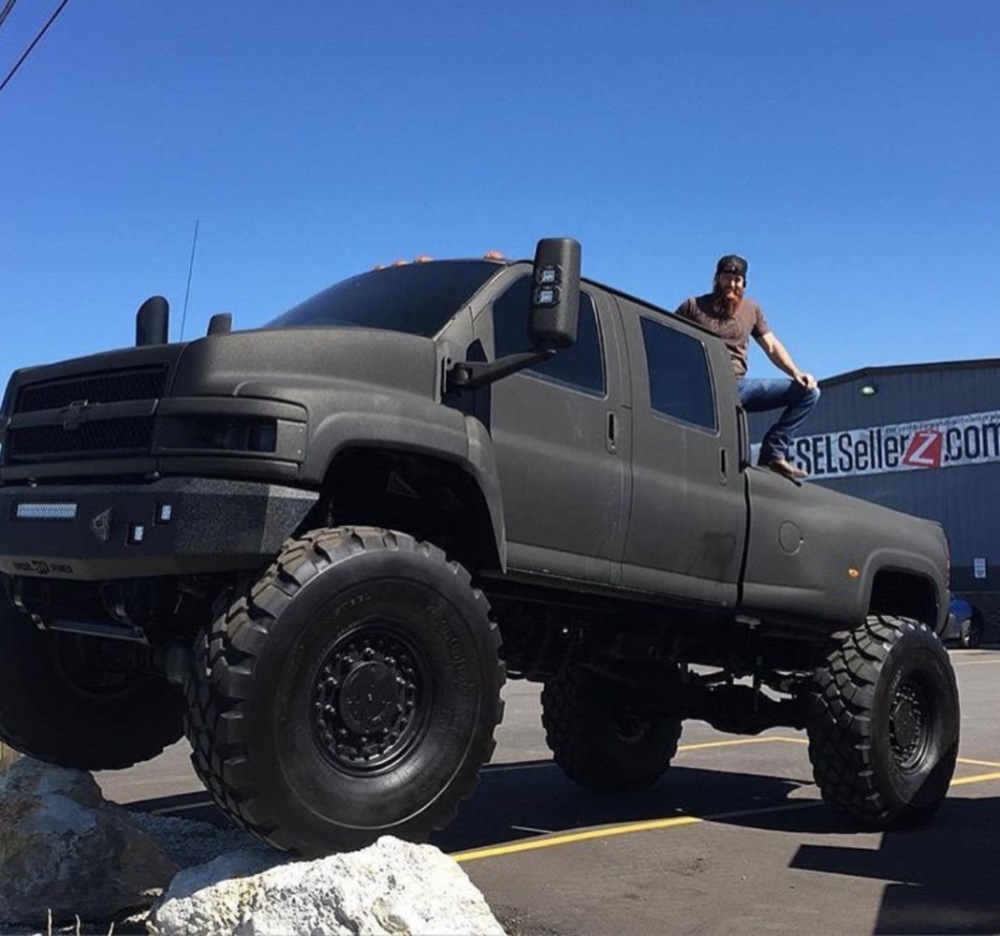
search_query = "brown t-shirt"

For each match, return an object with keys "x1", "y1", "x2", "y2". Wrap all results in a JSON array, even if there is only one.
[{"x1": 674, "y1": 294, "x2": 771, "y2": 378}]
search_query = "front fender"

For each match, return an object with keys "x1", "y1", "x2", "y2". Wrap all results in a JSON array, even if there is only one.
[
  {"x1": 464, "y1": 415, "x2": 506, "y2": 571},
  {"x1": 302, "y1": 396, "x2": 507, "y2": 571}
]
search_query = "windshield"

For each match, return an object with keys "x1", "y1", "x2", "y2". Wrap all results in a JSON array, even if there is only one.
[{"x1": 264, "y1": 260, "x2": 503, "y2": 337}]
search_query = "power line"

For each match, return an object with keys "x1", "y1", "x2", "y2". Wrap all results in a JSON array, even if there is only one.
[
  {"x1": 0, "y1": 0, "x2": 20, "y2": 34},
  {"x1": 0, "y1": 0, "x2": 72, "y2": 98}
]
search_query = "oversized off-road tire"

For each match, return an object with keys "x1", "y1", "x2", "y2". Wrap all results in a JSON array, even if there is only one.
[
  {"x1": 807, "y1": 614, "x2": 959, "y2": 828},
  {"x1": 542, "y1": 664, "x2": 682, "y2": 791},
  {"x1": 0, "y1": 596, "x2": 185, "y2": 770},
  {"x1": 184, "y1": 526, "x2": 505, "y2": 857}
]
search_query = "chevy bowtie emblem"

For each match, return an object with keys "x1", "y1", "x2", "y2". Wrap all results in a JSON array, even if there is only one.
[
  {"x1": 90, "y1": 509, "x2": 113, "y2": 542},
  {"x1": 61, "y1": 399, "x2": 91, "y2": 431}
]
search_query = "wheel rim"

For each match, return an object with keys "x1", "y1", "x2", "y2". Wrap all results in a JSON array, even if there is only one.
[
  {"x1": 888, "y1": 678, "x2": 931, "y2": 771},
  {"x1": 311, "y1": 624, "x2": 430, "y2": 775},
  {"x1": 613, "y1": 712, "x2": 651, "y2": 745}
]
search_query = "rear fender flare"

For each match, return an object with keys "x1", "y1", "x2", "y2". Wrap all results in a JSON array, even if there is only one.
[{"x1": 859, "y1": 549, "x2": 948, "y2": 631}]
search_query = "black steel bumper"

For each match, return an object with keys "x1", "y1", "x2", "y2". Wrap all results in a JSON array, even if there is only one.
[{"x1": 0, "y1": 477, "x2": 318, "y2": 580}]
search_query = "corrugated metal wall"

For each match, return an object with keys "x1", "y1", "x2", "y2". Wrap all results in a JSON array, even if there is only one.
[{"x1": 747, "y1": 359, "x2": 1000, "y2": 637}]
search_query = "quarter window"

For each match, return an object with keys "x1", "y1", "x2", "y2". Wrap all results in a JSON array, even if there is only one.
[
  {"x1": 641, "y1": 317, "x2": 717, "y2": 431},
  {"x1": 493, "y1": 277, "x2": 605, "y2": 395}
]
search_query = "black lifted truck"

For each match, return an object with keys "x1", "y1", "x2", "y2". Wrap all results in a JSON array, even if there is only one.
[{"x1": 0, "y1": 239, "x2": 958, "y2": 856}]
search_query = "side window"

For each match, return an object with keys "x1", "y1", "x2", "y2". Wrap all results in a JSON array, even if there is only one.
[
  {"x1": 493, "y1": 276, "x2": 605, "y2": 396},
  {"x1": 640, "y1": 316, "x2": 717, "y2": 432}
]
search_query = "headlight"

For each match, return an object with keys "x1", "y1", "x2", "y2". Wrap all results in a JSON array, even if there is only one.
[{"x1": 159, "y1": 417, "x2": 278, "y2": 453}]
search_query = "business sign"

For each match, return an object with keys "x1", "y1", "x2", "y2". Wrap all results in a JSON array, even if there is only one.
[{"x1": 751, "y1": 409, "x2": 1000, "y2": 480}]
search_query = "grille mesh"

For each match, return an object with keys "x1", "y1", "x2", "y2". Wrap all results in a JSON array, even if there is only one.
[
  {"x1": 15, "y1": 367, "x2": 168, "y2": 413},
  {"x1": 6, "y1": 417, "x2": 155, "y2": 461}
]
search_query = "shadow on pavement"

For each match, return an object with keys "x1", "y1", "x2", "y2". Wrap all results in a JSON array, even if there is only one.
[
  {"x1": 432, "y1": 760, "x2": 815, "y2": 852},
  {"x1": 788, "y1": 795, "x2": 1000, "y2": 936},
  {"x1": 130, "y1": 761, "x2": 1000, "y2": 933},
  {"x1": 130, "y1": 759, "x2": 818, "y2": 850}
]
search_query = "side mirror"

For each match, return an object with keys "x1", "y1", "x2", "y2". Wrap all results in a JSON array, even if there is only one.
[
  {"x1": 207, "y1": 313, "x2": 233, "y2": 336},
  {"x1": 529, "y1": 237, "x2": 581, "y2": 349},
  {"x1": 136, "y1": 296, "x2": 169, "y2": 347}
]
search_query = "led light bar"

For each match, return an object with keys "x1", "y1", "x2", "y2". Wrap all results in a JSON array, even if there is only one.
[{"x1": 15, "y1": 502, "x2": 78, "y2": 521}]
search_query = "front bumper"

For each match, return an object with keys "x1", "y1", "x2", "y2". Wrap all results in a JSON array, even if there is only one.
[{"x1": 0, "y1": 477, "x2": 318, "y2": 580}]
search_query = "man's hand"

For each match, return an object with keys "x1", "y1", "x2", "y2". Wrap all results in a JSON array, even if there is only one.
[{"x1": 794, "y1": 371, "x2": 818, "y2": 390}]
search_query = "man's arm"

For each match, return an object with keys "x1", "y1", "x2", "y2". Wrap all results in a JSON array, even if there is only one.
[{"x1": 755, "y1": 331, "x2": 818, "y2": 389}]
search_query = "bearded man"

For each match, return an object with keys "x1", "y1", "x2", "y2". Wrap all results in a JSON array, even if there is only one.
[{"x1": 674, "y1": 254, "x2": 819, "y2": 480}]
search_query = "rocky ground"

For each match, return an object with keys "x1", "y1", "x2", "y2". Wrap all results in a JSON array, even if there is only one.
[{"x1": 0, "y1": 757, "x2": 506, "y2": 936}]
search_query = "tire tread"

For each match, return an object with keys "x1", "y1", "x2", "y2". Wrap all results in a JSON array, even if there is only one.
[{"x1": 183, "y1": 525, "x2": 504, "y2": 852}]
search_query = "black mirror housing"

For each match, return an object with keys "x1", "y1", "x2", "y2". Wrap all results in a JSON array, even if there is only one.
[{"x1": 529, "y1": 238, "x2": 581, "y2": 349}]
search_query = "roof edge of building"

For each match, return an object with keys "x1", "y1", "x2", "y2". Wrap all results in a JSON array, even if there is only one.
[{"x1": 822, "y1": 357, "x2": 1000, "y2": 389}]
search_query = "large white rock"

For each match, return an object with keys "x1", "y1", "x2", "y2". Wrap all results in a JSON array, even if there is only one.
[
  {"x1": 0, "y1": 741, "x2": 20, "y2": 772},
  {"x1": 153, "y1": 835, "x2": 505, "y2": 936},
  {"x1": 0, "y1": 758, "x2": 178, "y2": 926}
]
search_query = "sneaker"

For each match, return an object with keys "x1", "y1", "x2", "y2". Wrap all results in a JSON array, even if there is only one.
[{"x1": 766, "y1": 457, "x2": 808, "y2": 480}]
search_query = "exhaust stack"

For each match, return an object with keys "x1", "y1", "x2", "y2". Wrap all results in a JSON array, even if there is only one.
[{"x1": 136, "y1": 296, "x2": 170, "y2": 346}]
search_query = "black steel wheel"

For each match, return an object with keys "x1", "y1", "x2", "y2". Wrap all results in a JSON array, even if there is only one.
[
  {"x1": 311, "y1": 626, "x2": 431, "y2": 775},
  {"x1": 807, "y1": 614, "x2": 959, "y2": 828},
  {"x1": 0, "y1": 593, "x2": 184, "y2": 770},
  {"x1": 542, "y1": 664, "x2": 682, "y2": 791},
  {"x1": 184, "y1": 526, "x2": 505, "y2": 857}
]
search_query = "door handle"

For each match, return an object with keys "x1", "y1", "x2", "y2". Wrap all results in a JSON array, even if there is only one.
[{"x1": 606, "y1": 412, "x2": 618, "y2": 455}]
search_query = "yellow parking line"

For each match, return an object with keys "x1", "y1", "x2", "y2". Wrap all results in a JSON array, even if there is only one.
[
  {"x1": 958, "y1": 757, "x2": 1000, "y2": 769},
  {"x1": 452, "y1": 815, "x2": 702, "y2": 863},
  {"x1": 680, "y1": 737, "x2": 998, "y2": 765},
  {"x1": 950, "y1": 771, "x2": 1000, "y2": 787},
  {"x1": 678, "y1": 736, "x2": 806, "y2": 753},
  {"x1": 454, "y1": 764, "x2": 1000, "y2": 864}
]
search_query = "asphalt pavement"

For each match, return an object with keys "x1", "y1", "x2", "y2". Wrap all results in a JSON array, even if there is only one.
[{"x1": 99, "y1": 649, "x2": 1000, "y2": 936}]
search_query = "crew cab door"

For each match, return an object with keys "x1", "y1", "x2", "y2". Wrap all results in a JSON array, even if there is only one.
[
  {"x1": 486, "y1": 275, "x2": 627, "y2": 584},
  {"x1": 616, "y1": 299, "x2": 746, "y2": 605}
]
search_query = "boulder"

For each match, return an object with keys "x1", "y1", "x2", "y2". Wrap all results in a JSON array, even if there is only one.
[
  {"x1": 0, "y1": 758, "x2": 178, "y2": 926},
  {"x1": 0, "y1": 742, "x2": 20, "y2": 772},
  {"x1": 153, "y1": 835, "x2": 505, "y2": 936}
]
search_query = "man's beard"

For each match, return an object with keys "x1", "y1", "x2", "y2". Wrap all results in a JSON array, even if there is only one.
[{"x1": 713, "y1": 285, "x2": 744, "y2": 316}]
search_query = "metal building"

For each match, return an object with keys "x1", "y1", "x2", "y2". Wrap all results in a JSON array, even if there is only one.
[{"x1": 748, "y1": 358, "x2": 1000, "y2": 641}]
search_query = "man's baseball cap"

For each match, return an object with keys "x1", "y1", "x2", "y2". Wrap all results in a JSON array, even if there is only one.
[{"x1": 715, "y1": 254, "x2": 748, "y2": 279}]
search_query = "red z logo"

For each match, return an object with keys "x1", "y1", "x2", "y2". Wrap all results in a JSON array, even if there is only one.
[{"x1": 902, "y1": 430, "x2": 942, "y2": 468}]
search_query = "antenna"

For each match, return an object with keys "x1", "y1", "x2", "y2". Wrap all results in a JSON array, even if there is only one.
[{"x1": 179, "y1": 219, "x2": 200, "y2": 341}]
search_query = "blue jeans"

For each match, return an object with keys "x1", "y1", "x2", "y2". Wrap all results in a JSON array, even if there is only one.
[{"x1": 737, "y1": 377, "x2": 820, "y2": 463}]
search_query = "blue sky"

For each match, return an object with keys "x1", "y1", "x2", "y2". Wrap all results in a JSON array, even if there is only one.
[{"x1": 1, "y1": 1, "x2": 996, "y2": 388}]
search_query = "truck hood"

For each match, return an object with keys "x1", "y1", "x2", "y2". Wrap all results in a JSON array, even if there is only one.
[
  {"x1": 170, "y1": 327, "x2": 438, "y2": 402},
  {"x1": 2, "y1": 327, "x2": 438, "y2": 421}
]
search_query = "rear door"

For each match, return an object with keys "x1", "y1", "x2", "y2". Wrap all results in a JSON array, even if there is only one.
[
  {"x1": 487, "y1": 275, "x2": 628, "y2": 584},
  {"x1": 616, "y1": 298, "x2": 746, "y2": 605}
]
